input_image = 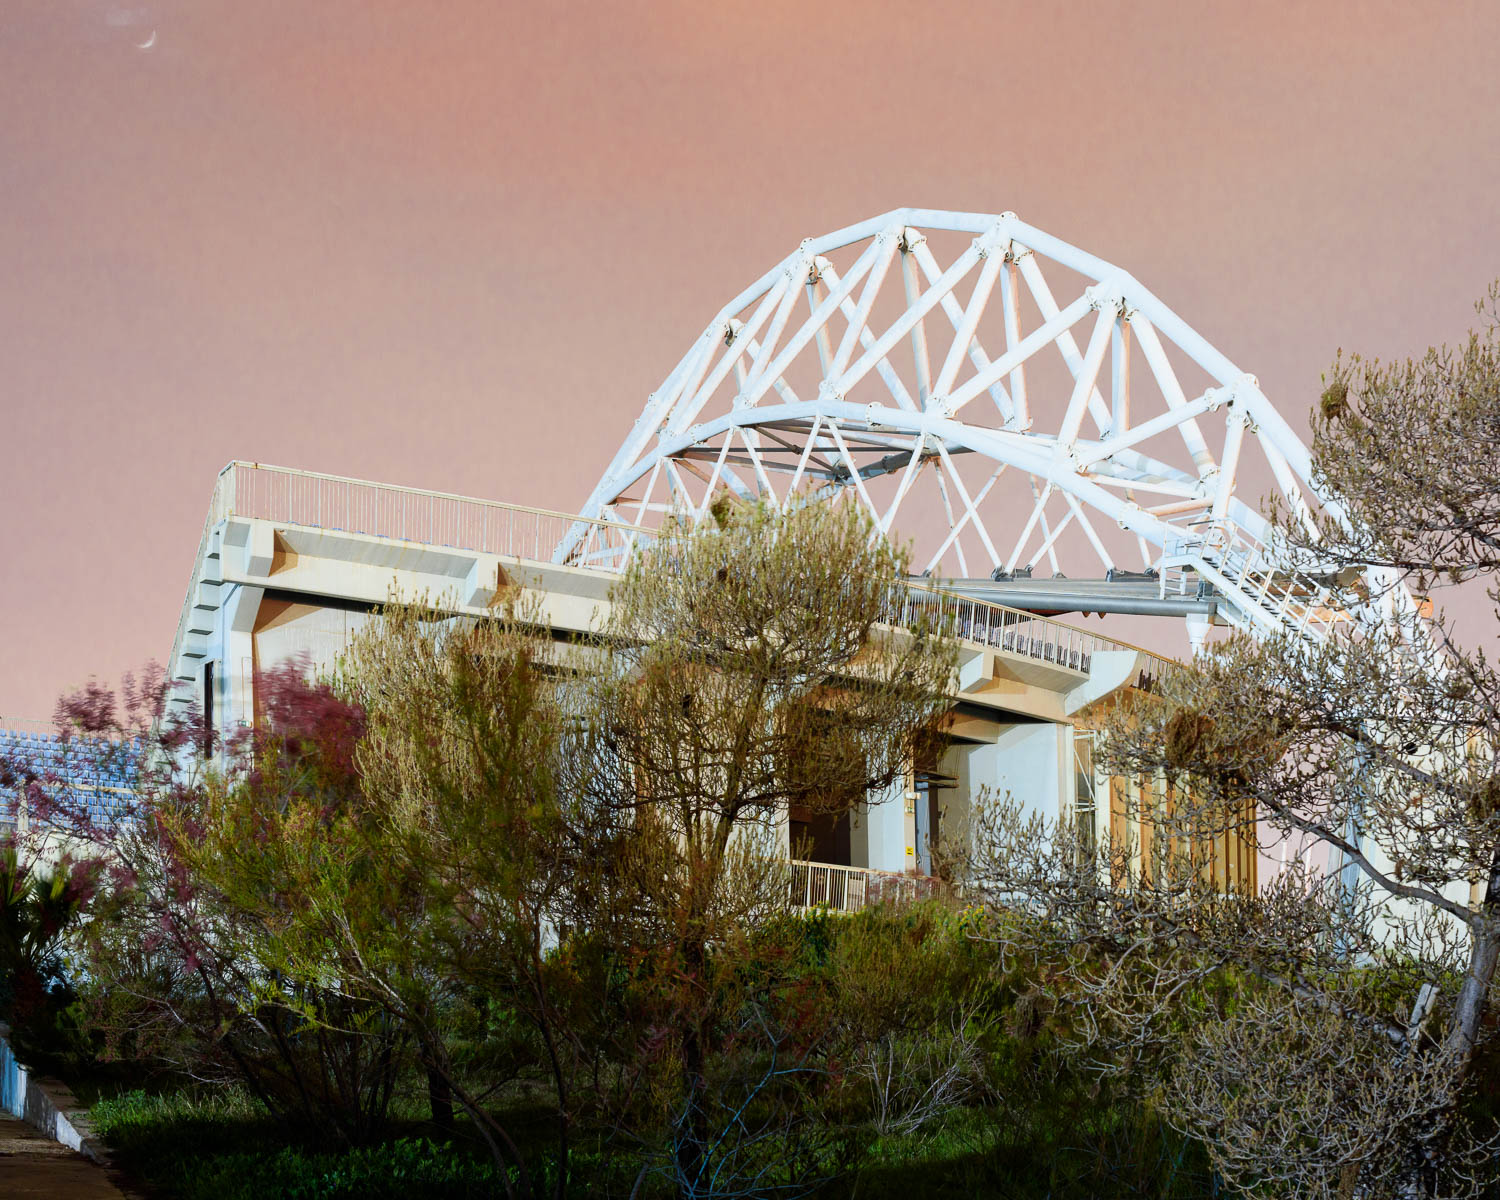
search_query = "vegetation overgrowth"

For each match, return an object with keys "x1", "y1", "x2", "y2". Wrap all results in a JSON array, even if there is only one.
[
  {"x1": 6, "y1": 289, "x2": 1500, "y2": 1196},
  {"x1": 84, "y1": 903, "x2": 1220, "y2": 1200}
]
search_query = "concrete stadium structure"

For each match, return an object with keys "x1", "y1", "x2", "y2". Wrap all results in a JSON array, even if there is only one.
[
  {"x1": 155, "y1": 207, "x2": 1425, "y2": 905},
  {"x1": 26, "y1": 209, "x2": 1425, "y2": 904},
  {"x1": 158, "y1": 458, "x2": 1245, "y2": 906}
]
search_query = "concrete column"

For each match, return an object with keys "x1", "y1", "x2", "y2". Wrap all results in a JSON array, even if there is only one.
[
  {"x1": 1186, "y1": 612, "x2": 1211, "y2": 655},
  {"x1": 863, "y1": 776, "x2": 911, "y2": 873},
  {"x1": 222, "y1": 584, "x2": 265, "y2": 733}
]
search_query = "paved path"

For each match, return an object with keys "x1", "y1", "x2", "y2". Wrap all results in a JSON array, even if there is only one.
[{"x1": 0, "y1": 1114, "x2": 135, "y2": 1198}]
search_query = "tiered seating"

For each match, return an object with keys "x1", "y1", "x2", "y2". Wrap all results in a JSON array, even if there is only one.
[{"x1": 0, "y1": 726, "x2": 140, "y2": 832}]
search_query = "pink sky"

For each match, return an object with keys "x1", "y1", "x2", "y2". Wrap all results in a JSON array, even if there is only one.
[{"x1": 2, "y1": 0, "x2": 1498, "y2": 719}]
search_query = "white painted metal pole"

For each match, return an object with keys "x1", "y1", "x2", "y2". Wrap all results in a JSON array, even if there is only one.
[
  {"x1": 932, "y1": 253, "x2": 1001, "y2": 400},
  {"x1": 947, "y1": 292, "x2": 1094, "y2": 413},
  {"x1": 1111, "y1": 317, "x2": 1131, "y2": 436},
  {"x1": 1054, "y1": 308, "x2": 1116, "y2": 456}
]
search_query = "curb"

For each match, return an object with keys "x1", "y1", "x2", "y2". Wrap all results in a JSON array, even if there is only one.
[{"x1": 0, "y1": 1022, "x2": 109, "y2": 1164}]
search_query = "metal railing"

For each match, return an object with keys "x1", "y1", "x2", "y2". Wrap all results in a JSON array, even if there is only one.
[
  {"x1": 890, "y1": 582, "x2": 1179, "y2": 688},
  {"x1": 164, "y1": 462, "x2": 656, "y2": 699},
  {"x1": 0, "y1": 717, "x2": 57, "y2": 734},
  {"x1": 222, "y1": 461, "x2": 653, "y2": 571},
  {"x1": 1161, "y1": 523, "x2": 1349, "y2": 641},
  {"x1": 217, "y1": 464, "x2": 1178, "y2": 680},
  {"x1": 789, "y1": 860, "x2": 936, "y2": 913},
  {"x1": 167, "y1": 462, "x2": 1180, "y2": 705}
]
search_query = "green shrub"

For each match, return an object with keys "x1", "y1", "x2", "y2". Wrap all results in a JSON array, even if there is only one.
[
  {"x1": 94, "y1": 1089, "x2": 511, "y2": 1200},
  {"x1": 0, "y1": 841, "x2": 94, "y2": 1066}
]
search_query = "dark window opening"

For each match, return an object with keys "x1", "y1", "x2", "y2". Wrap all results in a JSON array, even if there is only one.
[
  {"x1": 789, "y1": 806, "x2": 852, "y2": 866},
  {"x1": 203, "y1": 660, "x2": 216, "y2": 754}
]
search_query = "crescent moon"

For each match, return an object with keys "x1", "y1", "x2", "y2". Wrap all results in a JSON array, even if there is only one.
[{"x1": 136, "y1": 30, "x2": 157, "y2": 50}]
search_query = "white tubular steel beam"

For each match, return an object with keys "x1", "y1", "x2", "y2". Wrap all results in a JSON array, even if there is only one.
[
  {"x1": 932, "y1": 466, "x2": 968, "y2": 576},
  {"x1": 748, "y1": 257, "x2": 812, "y2": 380},
  {"x1": 817, "y1": 262, "x2": 919, "y2": 411},
  {"x1": 1262, "y1": 436, "x2": 1320, "y2": 539},
  {"x1": 879, "y1": 442, "x2": 926, "y2": 534},
  {"x1": 835, "y1": 241, "x2": 983, "y2": 398},
  {"x1": 1054, "y1": 308, "x2": 1116, "y2": 457},
  {"x1": 900, "y1": 243, "x2": 935, "y2": 410},
  {"x1": 572, "y1": 208, "x2": 1427, "y2": 656},
  {"x1": 1025, "y1": 505, "x2": 1076, "y2": 572},
  {"x1": 1075, "y1": 389, "x2": 1221, "y2": 469},
  {"x1": 785, "y1": 413, "x2": 823, "y2": 501},
  {"x1": 1008, "y1": 481, "x2": 1054, "y2": 573},
  {"x1": 1128, "y1": 313, "x2": 1216, "y2": 475},
  {"x1": 932, "y1": 252, "x2": 1002, "y2": 401},
  {"x1": 745, "y1": 241, "x2": 885, "y2": 407},
  {"x1": 1111, "y1": 318, "x2": 1131, "y2": 436},
  {"x1": 1016, "y1": 252, "x2": 1114, "y2": 434},
  {"x1": 907, "y1": 239, "x2": 1014, "y2": 418},
  {"x1": 827, "y1": 232, "x2": 900, "y2": 379},
  {"x1": 999, "y1": 258, "x2": 1030, "y2": 428},
  {"x1": 1063, "y1": 490, "x2": 1116, "y2": 573},
  {"x1": 947, "y1": 292, "x2": 1094, "y2": 414},
  {"x1": 694, "y1": 436, "x2": 736, "y2": 523},
  {"x1": 934, "y1": 442, "x2": 1001, "y2": 566},
  {"x1": 1210, "y1": 408, "x2": 1250, "y2": 528}
]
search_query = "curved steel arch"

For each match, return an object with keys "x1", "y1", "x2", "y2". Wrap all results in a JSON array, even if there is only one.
[{"x1": 567, "y1": 209, "x2": 1420, "y2": 650}]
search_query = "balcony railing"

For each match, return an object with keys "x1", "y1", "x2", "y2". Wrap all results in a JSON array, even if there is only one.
[
  {"x1": 789, "y1": 860, "x2": 939, "y2": 913},
  {"x1": 887, "y1": 583, "x2": 1178, "y2": 690},
  {"x1": 165, "y1": 461, "x2": 656, "y2": 691}
]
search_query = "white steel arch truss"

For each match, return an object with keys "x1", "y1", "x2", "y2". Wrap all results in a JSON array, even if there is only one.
[{"x1": 565, "y1": 209, "x2": 1425, "y2": 651}]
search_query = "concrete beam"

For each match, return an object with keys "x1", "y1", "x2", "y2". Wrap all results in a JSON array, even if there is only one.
[
  {"x1": 243, "y1": 522, "x2": 274, "y2": 576},
  {"x1": 957, "y1": 648, "x2": 994, "y2": 694},
  {"x1": 1063, "y1": 649, "x2": 1143, "y2": 715},
  {"x1": 224, "y1": 583, "x2": 265, "y2": 635},
  {"x1": 464, "y1": 556, "x2": 506, "y2": 608},
  {"x1": 219, "y1": 518, "x2": 615, "y2": 636}
]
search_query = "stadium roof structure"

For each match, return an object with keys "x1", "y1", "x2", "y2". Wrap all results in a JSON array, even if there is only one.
[{"x1": 570, "y1": 209, "x2": 1427, "y2": 652}]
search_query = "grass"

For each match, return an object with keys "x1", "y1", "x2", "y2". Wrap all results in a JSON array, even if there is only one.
[
  {"x1": 90, "y1": 1085, "x2": 1217, "y2": 1200},
  {"x1": 832, "y1": 1104, "x2": 1214, "y2": 1200},
  {"x1": 91, "y1": 1089, "x2": 506, "y2": 1200}
]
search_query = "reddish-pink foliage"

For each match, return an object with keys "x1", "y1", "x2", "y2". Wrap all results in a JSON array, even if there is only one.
[
  {"x1": 251, "y1": 656, "x2": 367, "y2": 779},
  {"x1": 52, "y1": 665, "x2": 168, "y2": 739},
  {"x1": 54, "y1": 679, "x2": 117, "y2": 735}
]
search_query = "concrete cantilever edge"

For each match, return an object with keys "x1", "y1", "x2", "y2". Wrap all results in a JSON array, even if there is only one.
[{"x1": 1063, "y1": 649, "x2": 1144, "y2": 716}]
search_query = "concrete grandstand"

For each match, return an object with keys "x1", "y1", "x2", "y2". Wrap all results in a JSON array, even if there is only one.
[{"x1": 13, "y1": 209, "x2": 1430, "y2": 908}]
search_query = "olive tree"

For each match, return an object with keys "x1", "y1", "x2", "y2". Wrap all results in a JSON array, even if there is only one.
[
  {"x1": 173, "y1": 598, "x2": 592, "y2": 1200},
  {"x1": 583, "y1": 496, "x2": 957, "y2": 1195},
  {"x1": 969, "y1": 288, "x2": 1500, "y2": 1198}
]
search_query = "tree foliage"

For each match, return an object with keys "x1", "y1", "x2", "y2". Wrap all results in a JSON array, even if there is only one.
[
  {"x1": 22, "y1": 497, "x2": 959, "y2": 1199},
  {"x1": 0, "y1": 839, "x2": 94, "y2": 1061},
  {"x1": 582, "y1": 497, "x2": 957, "y2": 1192},
  {"x1": 968, "y1": 288, "x2": 1500, "y2": 1197}
]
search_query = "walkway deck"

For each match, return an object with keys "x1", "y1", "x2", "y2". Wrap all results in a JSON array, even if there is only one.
[{"x1": 0, "y1": 1115, "x2": 134, "y2": 1198}]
